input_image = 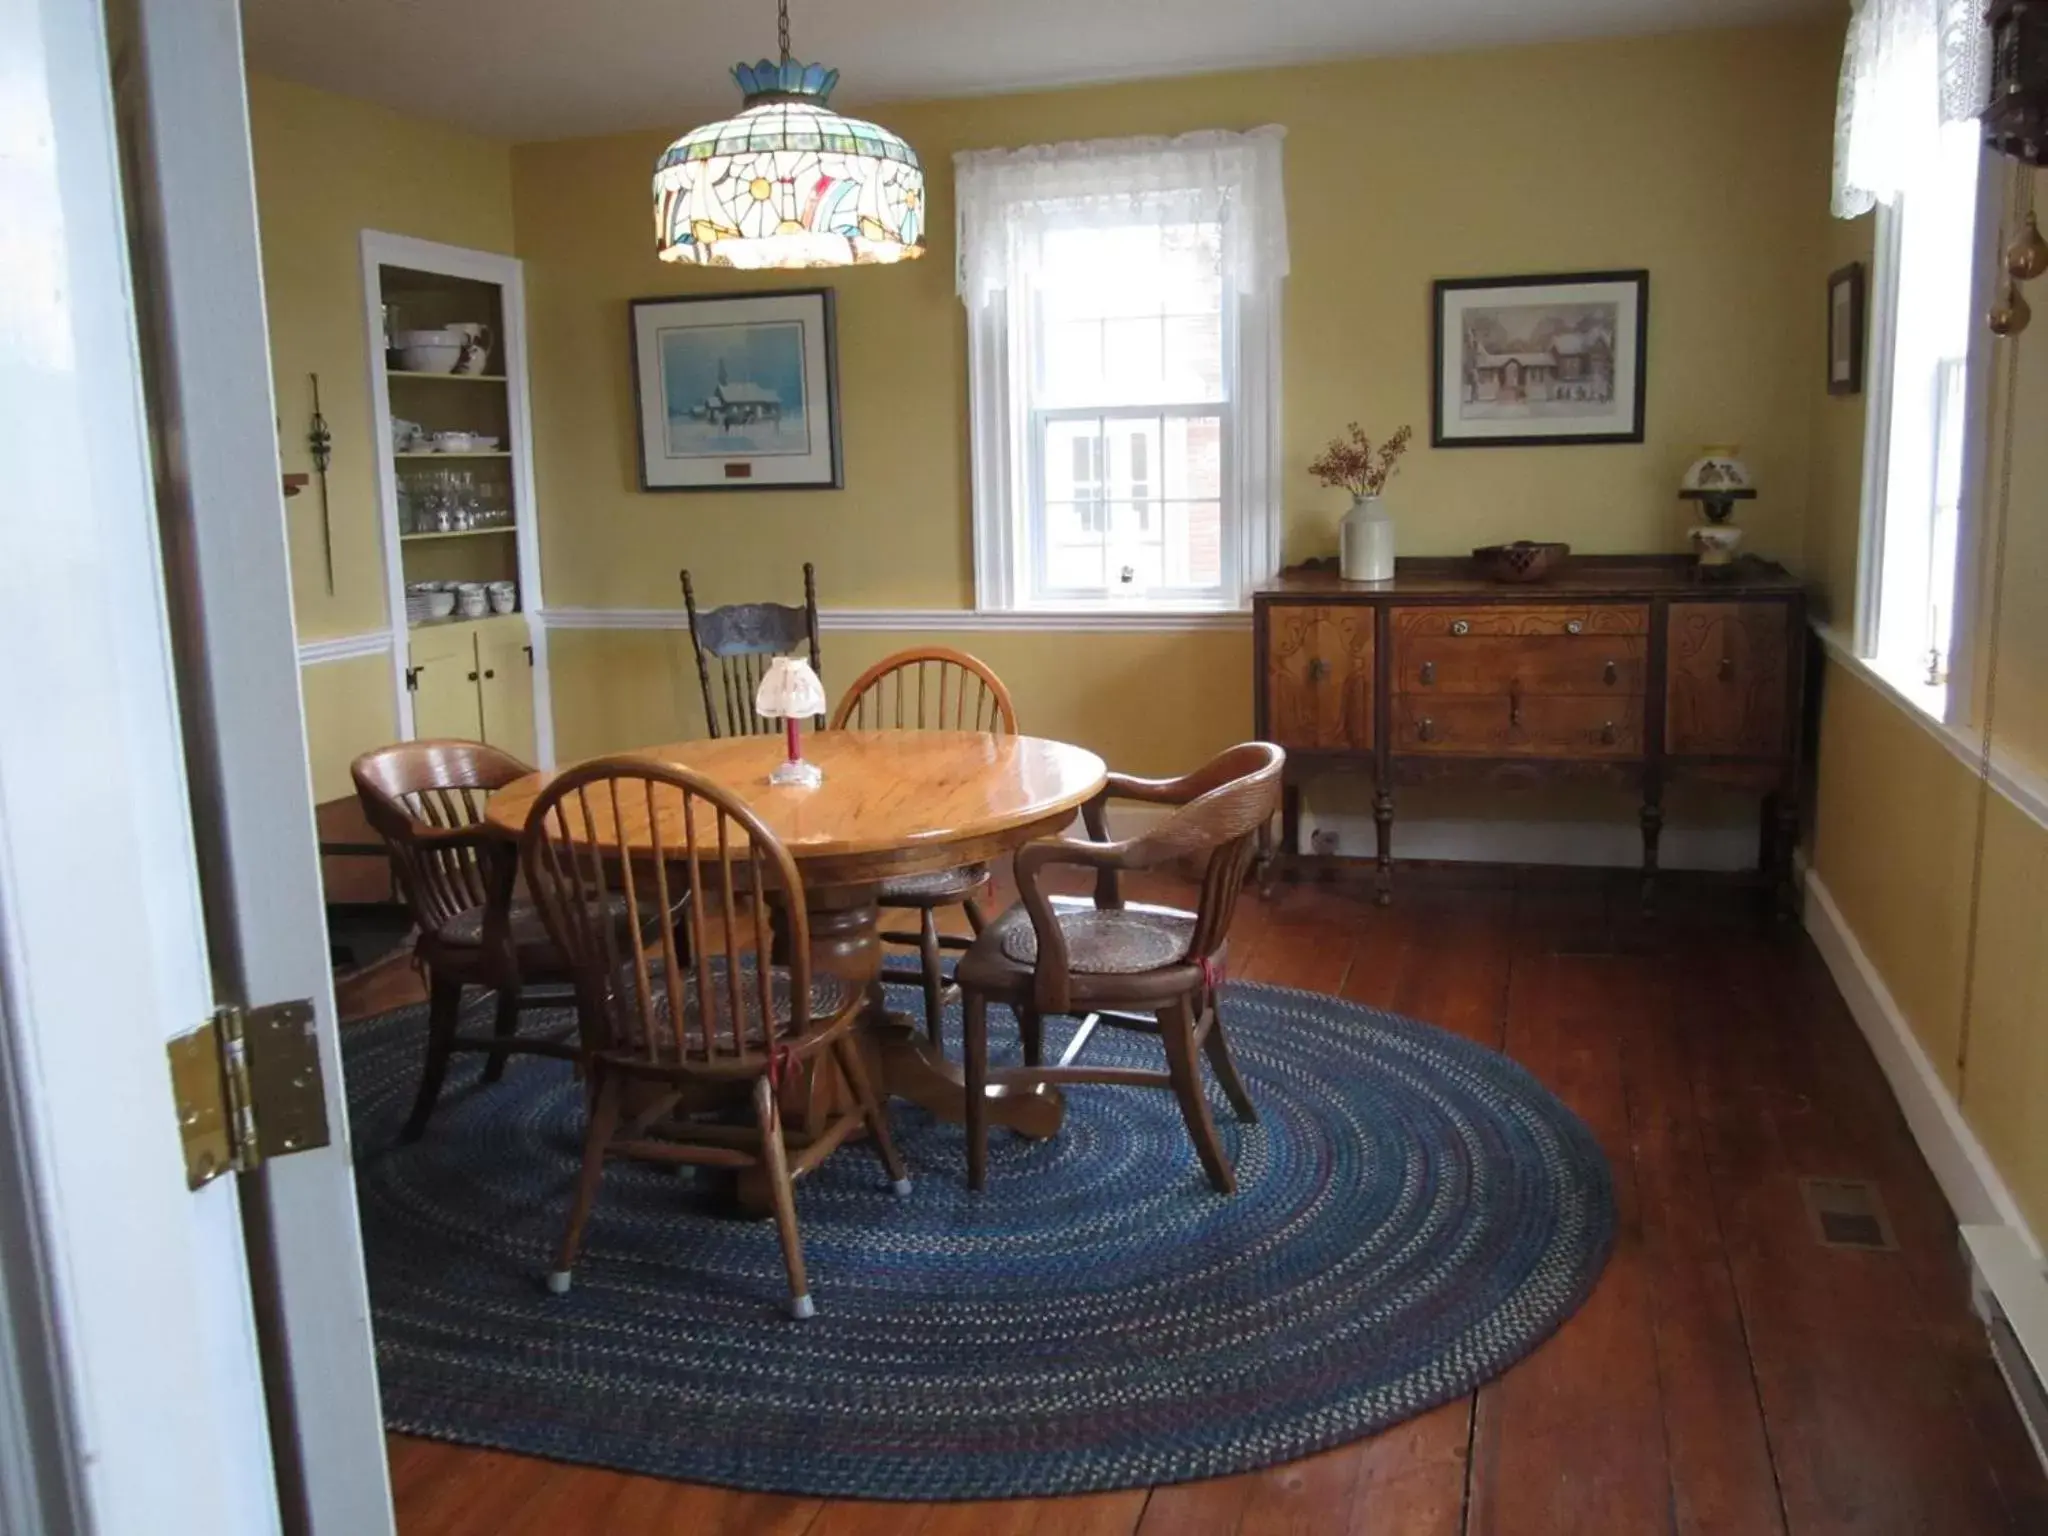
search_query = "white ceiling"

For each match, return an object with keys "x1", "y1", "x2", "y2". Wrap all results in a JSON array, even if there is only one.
[{"x1": 240, "y1": 0, "x2": 1831, "y2": 143}]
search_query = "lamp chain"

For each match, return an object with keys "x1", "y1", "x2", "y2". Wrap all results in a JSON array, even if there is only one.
[
  {"x1": 778, "y1": 0, "x2": 791, "y2": 63},
  {"x1": 1955, "y1": 161, "x2": 2031, "y2": 1084}
]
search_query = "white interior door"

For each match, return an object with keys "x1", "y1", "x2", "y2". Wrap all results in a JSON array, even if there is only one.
[
  {"x1": 0, "y1": 1, "x2": 284, "y2": 1530},
  {"x1": 0, "y1": 0, "x2": 392, "y2": 1532}
]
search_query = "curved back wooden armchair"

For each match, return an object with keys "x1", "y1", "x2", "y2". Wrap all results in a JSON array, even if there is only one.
[
  {"x1": 352, "y1": 740, "x2": 581, "y2": 1141},
  {"x1": 830, "y1": 647, "x2": 1018, "y2": 1038},
  {"x1": 519, "y1": 757, "x2": 908, "y2": 1318},
  {"x1": 681, "y1": 563, "x2": 822, "y2": 738},
  {"x1": 953, "y1": 742, "x2": 1285, "y2": 1193}
]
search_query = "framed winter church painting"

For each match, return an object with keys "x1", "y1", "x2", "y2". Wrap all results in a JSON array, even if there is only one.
[
  {"x1": 1431, "y1": 271, "x2": 1650, "y2": 448},
  {"x1": 630, "y1": 288, "x2": 844, "y2": 491}
]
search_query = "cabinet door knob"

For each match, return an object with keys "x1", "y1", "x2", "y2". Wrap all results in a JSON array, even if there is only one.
[
  {"x1": 1450, "y1": 619, "x2": 1470, "y2": 637},
  {"x1": 1603, "y1": 660, "x2": 1619, "y2": 685},
  {"x1": 1601, "y1": 721, "x2": 1618, "y2": 746},
  {"x1": 1418, "y1": 717, "x2": 1436, "y2": 742},
  {"x1": 483, "y1": 669, "x2": 496, "y2": 680},
  {"x1": 466, "y1": 671, "x2": 479, "y2": 683},
  {"x1": 1419, "y1": 660, "x2": 1435, "y2": 686},
  {"x1": 1307, "y1": 657, "x2": 1330, "y2": 682},
  {"x1": 1719, "y1": 655, "x2": 1736, "y2": 681},
  {"x1": 1566, "y1": 619, "x2": 1584, "y2": 636}
]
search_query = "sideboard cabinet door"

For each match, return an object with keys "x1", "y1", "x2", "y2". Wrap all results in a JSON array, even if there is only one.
[
  {"x1": 1263, "y1": 604, "x2": 1374, "y2": 751},
  {"x1": 1665, "y1": 602, "x2": 1789, "y2": 757}
]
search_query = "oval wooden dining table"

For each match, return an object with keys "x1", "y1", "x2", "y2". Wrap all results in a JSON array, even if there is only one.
[{"x1": 483, "y1": 729, "x2": 1108, "y2": 1148}]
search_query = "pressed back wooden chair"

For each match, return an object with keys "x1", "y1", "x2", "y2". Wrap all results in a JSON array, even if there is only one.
[
  {"x1": 519, "y1": 757, "x2": 909, "y2": 1318},
  {"x1": 681, "y1": 563, "x2": 823, "y2": 738},
  {"x1": 830, "y1": 646, "x2": 1019, "y2": 1038},
  {"x1": 352, "y1": 741, "x2": 582, "y2": 1141},
  {"x1": 953, "y1": 742, "x2": 1285, "y2": 1192}
]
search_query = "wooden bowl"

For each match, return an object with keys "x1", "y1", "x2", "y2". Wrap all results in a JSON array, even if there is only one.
[{"x1": 1473, "y1": 541, "x2": 1571, "y2": 584}]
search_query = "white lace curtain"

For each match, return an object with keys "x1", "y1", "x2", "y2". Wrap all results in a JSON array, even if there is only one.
[
  {"x1": 1834, "y1": 0, "x2": 1991, "y2": 217},
  {"x1": 953, "y1": 127, "x2": 1289, "y2": 309}
]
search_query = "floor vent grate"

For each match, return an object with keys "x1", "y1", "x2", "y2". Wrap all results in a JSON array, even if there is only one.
[{"x1": 1800, "y1": 1177, "x2": 1899, "y2": 1251}]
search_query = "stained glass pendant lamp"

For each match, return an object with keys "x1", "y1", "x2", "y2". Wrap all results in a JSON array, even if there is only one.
[{"x1": 651, "y1": 0, "x2": 926, "y2": 269}]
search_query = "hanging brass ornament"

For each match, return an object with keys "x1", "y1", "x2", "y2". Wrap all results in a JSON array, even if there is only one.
[
  {"x1": 1990, "y1": 281, "x2": 2034, "y2": 335},
  {"x1": 2008, "y1": 210, "x2": 2048, "y2": 280}
]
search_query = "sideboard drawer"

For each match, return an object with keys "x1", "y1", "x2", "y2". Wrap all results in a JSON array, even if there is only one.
[
  {"x1": 1394, "y1": 635, "x2": 1647, "y2": 697},
  {"x1": 1393, "y1": 604, "x2": 1650, "y2": 639},
  {"x1": 1394, "y1": 695, "x2": 1643, "y2": 758},
  {"x1": 1666, "y1": 602, "x2": 1790, "y2": 757},
  {"x1": 1261, "y1": 604, "x2": 1374, "y2": 752}
]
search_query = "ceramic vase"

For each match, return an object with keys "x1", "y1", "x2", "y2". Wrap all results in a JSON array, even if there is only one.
[{"x1": 1340, "y1": 495, "x2": 1395, "y2": 583}]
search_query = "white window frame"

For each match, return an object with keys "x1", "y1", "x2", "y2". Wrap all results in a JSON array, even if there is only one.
[
  {"x1": 961, "y1": 134, "x2": 1285, "y2": 615},
  {"x1": 1851, "y1": 140, "x2": 2002, "y2": 726}
]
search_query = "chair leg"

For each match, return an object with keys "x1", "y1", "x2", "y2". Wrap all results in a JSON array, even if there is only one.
[
  {"x1": 918, "y1": 908, "x2": 947, "y2": 1045},
  {"x1": 401, "y1": 971, "x2": 464, "y2": 1143},
  {"x1": 1019, "y1": 1005, "x2": 1044, "y2": 1069},
  {"x1": 1201, "y1": 1006, "x2": 1258, "y2": 1124},
  {"x1": 548, "y1": 1064, "x2": 621, "y2": 1294},
  {"x1": 1162, "y1": 1000, "x2": 1236, "y2": 1195},
  {"x1": 753, "y1": 1074, "x2": 813, "y2": 1318},
  {"x1": 832, "y1": 1035, "x2": 911, "y2": 1195},
  {"x1": 963, "y1": 988, "x2": 990, "y2": 1192},
  {"x1": 964, "y1": 896, "x2": 989, "y2": 936},
  {"x1": 481, "y1": 983, "x2": 521, "y2": 1084}
]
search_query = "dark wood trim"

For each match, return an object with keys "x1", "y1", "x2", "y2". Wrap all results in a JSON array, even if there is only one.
[{"x1": 1828, "y1": 261, "x2": 1867, "y2": 397}]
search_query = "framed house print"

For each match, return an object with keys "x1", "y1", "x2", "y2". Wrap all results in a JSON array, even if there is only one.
[
  {"x1": 630, "y1": 288, "x2": 843, "y2": 491},
  {"x1": 1432, "y1": 270, "x2": 1650, "y2": 447},
  {"x1": 1827, "y1": 262, "x2": 1865, "y2": 396}
]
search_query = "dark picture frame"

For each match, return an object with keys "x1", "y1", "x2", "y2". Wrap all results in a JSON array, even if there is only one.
[
  {"x1": 1827, "y1": 262, "x2": 1866, "y2": 397},
  {"x1": 628, "y1": 288, "x2": 844, "y2": 492},
  {"x1": 1431, "y1": 270, "x2": 1650, "y2": 448}
]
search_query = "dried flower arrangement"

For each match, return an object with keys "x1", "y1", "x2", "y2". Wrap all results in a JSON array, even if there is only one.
[{"x1": 1309, "y1": 422, "x2": 1414, "y2": 499}]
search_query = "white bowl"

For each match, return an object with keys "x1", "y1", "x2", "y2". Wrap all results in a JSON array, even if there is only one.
[
  {"x1": 488, "y1": 587, "x2": 517, "y2": 614},
  {"x1": 431, "y1": 431, "x2": 478, "y2": 453},
  {"x1": 397, "y1": 344, "x2": 464, "y2": 374},
  {"x1": 426, "y1": 591, "x2": 458, "y2": 619}
]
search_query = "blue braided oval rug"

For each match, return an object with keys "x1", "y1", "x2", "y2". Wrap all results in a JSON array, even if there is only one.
[{"x1": 344, "y1": 982, "x2": 1613, "y2": 1500}]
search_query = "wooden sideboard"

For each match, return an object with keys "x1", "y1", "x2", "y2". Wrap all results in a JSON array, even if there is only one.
[{"x1": 1252, "y1": 556, "x2": 1807, "y2": 909}]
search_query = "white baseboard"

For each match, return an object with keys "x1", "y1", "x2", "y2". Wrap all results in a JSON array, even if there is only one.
[
  {"x1": 1801, "y1": 867, "x2": 2039, "y2": 1251},
  {"x1": 1299, "y1": 811, "x2": 1757, "y2": 872}
]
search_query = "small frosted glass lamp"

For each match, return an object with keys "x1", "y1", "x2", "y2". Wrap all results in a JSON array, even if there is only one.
[
  {"x1": 1679, "y1": 446, "x2": 1757, "y2": 577},
  {"x1": 755, "y1": 654, "x2": 828, "y2": 788}
]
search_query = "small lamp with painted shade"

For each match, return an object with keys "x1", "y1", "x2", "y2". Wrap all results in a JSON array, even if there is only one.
[
  {"x1": 755, "y1": 655, "x2": 828, "y2": 787},
  {"x1": 1679, "y1": 447, "x2": 1757, "y2": 577}
]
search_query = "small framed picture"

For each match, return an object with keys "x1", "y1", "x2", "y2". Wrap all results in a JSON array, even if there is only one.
[
  {"x1": 629, "y1": 288, "x2": 843, "y2": 491},
  {"x1": 1432, "y1": 270, "x2": 1650, "y2": 448},
  {"x1": 1827, "y1": 262, "x2": 1866, "y2": 397}
]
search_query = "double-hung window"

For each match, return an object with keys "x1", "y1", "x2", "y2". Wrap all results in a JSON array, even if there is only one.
[
  {"x1": 956, "y1": 129, "x2": 1288, "y2": 612},
  {"x1": 1835, "y1": 0, "x2": 1994, "y2": 713}
]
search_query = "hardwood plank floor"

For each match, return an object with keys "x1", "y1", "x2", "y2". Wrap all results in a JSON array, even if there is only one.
[{"x1": 346, "y1": 867, "x2": 2047, "y2": 1535}]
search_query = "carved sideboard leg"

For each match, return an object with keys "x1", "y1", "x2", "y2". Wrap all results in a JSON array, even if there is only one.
[
  {"x1": 1373, "y1": 786, "x2": 1395, "y2": 906},
  {"x1": 1639, "y1": 798, "x2": 1664, "y2": 912},
  {"x1": 1773, "y1": 795, "x2": 1802, "y2": 923}
]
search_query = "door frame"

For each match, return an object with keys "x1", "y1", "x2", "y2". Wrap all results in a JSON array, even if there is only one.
[{"x1": 360, "y1": 230, "x2": 555, "y2": 762}]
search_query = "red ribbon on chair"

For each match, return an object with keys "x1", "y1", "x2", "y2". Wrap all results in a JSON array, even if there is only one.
[
  {"x1": 767, "y1": 1040, "x2": 800, "y2": 1095},
  {"x1": 1199, "y1": 954, "x2": 1227, "y2": 998}
]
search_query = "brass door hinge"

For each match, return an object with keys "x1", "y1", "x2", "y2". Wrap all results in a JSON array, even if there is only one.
[{"x1": 167, "y1": 1001, "x2": 330, "y2": 1190}]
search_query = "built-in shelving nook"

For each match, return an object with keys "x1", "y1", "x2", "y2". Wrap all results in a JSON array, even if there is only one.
[{"x1": 361, "y1": 231, "x2": 551, "y2": 766}]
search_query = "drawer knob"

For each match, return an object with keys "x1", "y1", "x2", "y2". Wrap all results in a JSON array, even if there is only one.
[
  {"x1": 1566, "y1": 620, "x2": 1584, "y2": 636},
  {"x1": 1603, "y1": 660, "x2": 1619, "y2": 685},
  {"x1": 1601, "y1": 721, "x2": 1617, "y2": 746},
  {"x1": 1418, "y1": 717, "x2": 1436, "y2": 743},
  {"x1": 1419, "y1": 660, "x2": 1436, "y2": 686},
  {"x1": 1308, "y1": 657, "x2": 1331, "y2": 682},
  {"x1": 1719, "y1": 655, "x2": 1735, "y2": 681},
  {"x1": 1450, "y1": 619, "x2": 1470, "y2": 637}
]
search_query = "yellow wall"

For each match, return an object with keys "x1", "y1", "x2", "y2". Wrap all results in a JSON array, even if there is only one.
[
  {"x1": 1807, "y1": 167, "x2": 2048, "y2": 1235},
  {"x1": 248, "y1": 73, "x2": 516, "y2": 795},
  {"x1": 508, "y1": 24, "x2": 1836, "y2": 773}
]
